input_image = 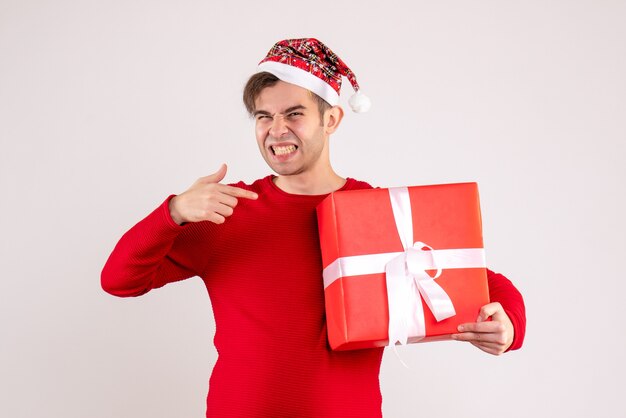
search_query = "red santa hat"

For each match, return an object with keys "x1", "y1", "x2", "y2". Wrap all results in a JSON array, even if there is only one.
[{"x1": 258, "y1": 38, "x2": 371, "y2": 113}]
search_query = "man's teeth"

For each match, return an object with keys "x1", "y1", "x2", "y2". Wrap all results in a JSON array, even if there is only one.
[{"x1": 273, "y1": 145, "x2": 297, "y2": 155}]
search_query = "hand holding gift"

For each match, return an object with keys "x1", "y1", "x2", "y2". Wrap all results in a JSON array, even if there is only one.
[{"x1": 452, "y1": 301, "x2": 514, "y2": 355}]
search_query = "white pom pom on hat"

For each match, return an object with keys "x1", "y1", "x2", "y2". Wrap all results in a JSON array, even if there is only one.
[
  {"x1": 258, "y1": 38, "x2": 370, "y2": 113},
  {"x1": 348, "y1": 90, "x2": 371, "y2": 113}
]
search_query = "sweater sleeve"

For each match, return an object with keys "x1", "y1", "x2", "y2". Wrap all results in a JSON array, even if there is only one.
[
  {"x1": 101, "y1": 195, "x2": 206, "y2": 297},
  {"x1": 487, "y1": 269, "x2": 526, "y2": 351}
]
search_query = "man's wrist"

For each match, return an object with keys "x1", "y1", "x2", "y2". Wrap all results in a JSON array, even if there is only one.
[{"x1": 168, "y1": 196, "x2": 185, "y2": 225}]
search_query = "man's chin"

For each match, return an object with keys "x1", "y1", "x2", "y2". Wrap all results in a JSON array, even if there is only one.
[{"x1": 270, "y1": 166, "x2": 305, "y2": 177}]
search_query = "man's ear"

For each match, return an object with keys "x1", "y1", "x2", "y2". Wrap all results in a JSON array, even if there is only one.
[{"x1": 324, "y1": 106, "x2": 344, "y2": 134}]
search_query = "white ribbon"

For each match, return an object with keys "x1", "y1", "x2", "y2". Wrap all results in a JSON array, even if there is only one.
[{"x1": 322, "y1": 187, "x2": 487, "y2": 346}]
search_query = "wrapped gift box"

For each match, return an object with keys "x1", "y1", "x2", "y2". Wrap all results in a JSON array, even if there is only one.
[{"x1": 316, "y1": 183, "x2": 490, "y2": 351}]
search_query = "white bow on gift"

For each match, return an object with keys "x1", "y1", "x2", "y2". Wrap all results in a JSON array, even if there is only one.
[
  {"x1": 322, "y1": 187, "x2": 487, "y2": 347},
  {"x1": 387, "y1": 188, "x2": 467, "y2": 345}
]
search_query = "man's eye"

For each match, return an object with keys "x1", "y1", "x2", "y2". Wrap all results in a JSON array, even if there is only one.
[
  {"x1": 288, "y1": 112, "x2": 303, "y2": 117},
  {"x1": 256, "y1": 115, "x2": 271, "y2": 121}
]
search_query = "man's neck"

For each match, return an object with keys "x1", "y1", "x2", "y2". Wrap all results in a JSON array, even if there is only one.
[{"x1": 273, "y1": 171, "x2": 346, "y2": 195}]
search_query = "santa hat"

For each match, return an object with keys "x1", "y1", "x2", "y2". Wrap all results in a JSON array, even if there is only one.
[{"x1": 258, "y1": 38, "x2": 371, "y2": 113}]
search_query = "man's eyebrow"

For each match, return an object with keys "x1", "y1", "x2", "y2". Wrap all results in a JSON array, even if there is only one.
[
  {"x1": 253, "y1": 110, "x2": 271, "y2": 117},
  {"x1": 284, "y1": 105, "x2": 307, "y2": 113},
  {"x1": 253, "y1": 105, "x2": 307, "y2": 117}
]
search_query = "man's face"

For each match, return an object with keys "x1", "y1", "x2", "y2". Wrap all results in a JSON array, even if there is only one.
[{"x1": 253, "y1": 81, "x2": 329, "y2": 177}]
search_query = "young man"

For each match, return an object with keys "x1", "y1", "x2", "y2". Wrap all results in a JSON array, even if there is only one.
[{"x1": 102, "y1": 38, "x2": 526, "y2": 418}]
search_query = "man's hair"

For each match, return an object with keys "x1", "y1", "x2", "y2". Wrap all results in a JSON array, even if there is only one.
[{"x1": 243, "y1": 72, "x2": 332, "y2": 121}]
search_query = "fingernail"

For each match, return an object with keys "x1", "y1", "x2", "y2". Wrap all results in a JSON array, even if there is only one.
[{"x1": 457, "y1": 325, "x2": 464, "y2": 332}]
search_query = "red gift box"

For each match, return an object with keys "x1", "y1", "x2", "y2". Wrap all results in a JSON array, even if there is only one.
[{"x1": 316, "y1": 183, "x2": 490, "y2": 351}]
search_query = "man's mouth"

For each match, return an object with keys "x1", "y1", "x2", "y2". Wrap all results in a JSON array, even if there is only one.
[{"x1": 271, "y1": 145, "x2": 298, "y2": 156}]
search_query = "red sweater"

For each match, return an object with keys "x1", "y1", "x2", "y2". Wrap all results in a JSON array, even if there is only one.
[{"x1": 102, "y1": 176, "x2": 526, "y2": 417}]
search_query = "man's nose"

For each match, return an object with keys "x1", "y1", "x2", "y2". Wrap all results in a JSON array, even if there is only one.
[{"x1": 269, "y1": 115, "x2": 288, "y2": 138}]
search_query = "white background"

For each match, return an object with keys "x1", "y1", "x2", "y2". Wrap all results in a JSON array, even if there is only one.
[{"x1": 1, "y1": 1, "x2": 625, "y2": 417}]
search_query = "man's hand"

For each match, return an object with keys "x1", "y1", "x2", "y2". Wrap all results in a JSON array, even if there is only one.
[
  {"x1": 169, "y1": 164, "x2": 258, "y2": 225},
  {"x1": 451, "y1": 302, "x2": 514, "y2": 355}
]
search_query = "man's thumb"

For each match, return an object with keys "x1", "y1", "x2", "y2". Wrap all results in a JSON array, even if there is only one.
[{"x1": 202, "y1": 163, "x2": 228, "y2": 184}]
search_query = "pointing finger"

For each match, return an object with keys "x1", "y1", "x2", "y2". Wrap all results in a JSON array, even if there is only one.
[{"x1": 221, "y1": 185, "x2": 259, "y2": 200}]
